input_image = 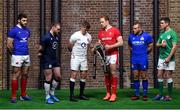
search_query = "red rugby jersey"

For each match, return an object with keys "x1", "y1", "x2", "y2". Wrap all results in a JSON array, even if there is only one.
[{"x1": 98, "y1": 27, "x2": 122, "y2": 55}]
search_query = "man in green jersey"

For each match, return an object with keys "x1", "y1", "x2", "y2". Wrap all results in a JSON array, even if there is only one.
[{"x1": 154, "y1": 17, "x2": 178, "y2": 101}]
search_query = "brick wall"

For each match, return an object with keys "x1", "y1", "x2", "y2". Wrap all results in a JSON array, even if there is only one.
[
  {"x1": 168, "y1": 0, "x2": 180, "y2": 88},
  {"x1": 0, "y1": 0, "x2": 179, "y2": 89},
  {"x1": 0, "y1": 0, "x2": 3, "y2": 89}
]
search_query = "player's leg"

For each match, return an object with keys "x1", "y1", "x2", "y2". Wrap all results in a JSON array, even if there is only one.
[
  {"x1": 163, "y1": 61, "x2": 175, "y2": 101},
  {"x1": 141, "y1": 70, "x2": 148, "y2": 101},
  {"x1": 50, "y1": 66, "x2": 61, "y2": 102},
  {"x1": 20, "y1": 66, "x2": 32, "y2": 101},
  {"x1": 79, "y1": 59, "x2": 89, "y2": 100},
  {"x1": 131, "y1": 70, "x2": 140, "y2": 100},
  {"x1": 108, "y1": 54, "x2": 118, "y2": 102},
  {"x1": 19, "y1": 55, "x2": 31, "y2": 101},
  {"x1": 140, "y1": 59, "x2": 148, "y2": 101},
  {"x1": 69, "y1": 70, "x2": 78, "y2": 102},
  {"x1": 103, "y1": 67, "x2": 111, "y2": 100},
  {"x1": 164, "y1": 70, "x2": 173, "y2": 101},
  {"x1": 44, "y1": 68, "x2": 54, "y2": 104},
  {"x1": 109, "y1": 64, "x2": 117, "y2": 102},
  {"x1": 11, "y1": 67, "x2": 21, "y2": 103},
  {"x1": 69, "y1": 56, "x2": 79, "y2": 102},
  {"x1": 10, "y1": 55, "x2": 22, "y2": 103},
  {"x1": 154, "y1": 59, "x2": 165, "y2": 100},
  {"x1": 79, "y1": 71, "x2": 89, "y2": 100}
]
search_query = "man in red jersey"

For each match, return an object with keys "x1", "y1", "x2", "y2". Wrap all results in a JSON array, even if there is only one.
[{"x1": 97, "y1": 15, "x2": 123, "y2": 102}]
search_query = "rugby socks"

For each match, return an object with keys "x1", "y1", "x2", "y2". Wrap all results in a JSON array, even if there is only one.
[
  {"x1": 11, "y1": 80, "x2": 18, "y2": 98},
  {"x1": 104, "y1": 75, "x2": 111, "y2": 94},
  {"x1": 44, "y1": 81, "x2": 51, "y2": 99},
  {"x1": 167, "y1": 78, "x2": 173, "y2": 96},
  {"x1": 111, "y1": 76, "x2": 117, "y2": 95},
  {"x1": 21, "y1": 78, "x2": 27, "y2": 96},
  {"x1": 80, "y1": 79, "x2": 86, "y2": 96},
  {"x1": 134, "y1": 80, "x2": 140, "y2": 96},
  {"x1": 50, "y1": 79, "x2": 59, "y2": 96},
  {"x1": 142, "y1": 80, "x2": 148, "y2": 96},
  {"x1": 158, "y1": 79, "x2": 164, "y2": 96},
  {"x1": 70, "y1": 78, "x2": 75, "y2": 98}
]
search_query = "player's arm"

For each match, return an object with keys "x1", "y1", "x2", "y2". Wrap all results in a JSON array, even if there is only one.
[
  {"x1": 128, "y1": 44, "x2": 132, "y2": 51},
  {"x1": 67, "y1": 42, "x2": 74, "y2": 52},
  {"x1": 147, "y1": 42, "x2": 153, "y2": 54},
  {"x1": 165, "y1": 44, "x2": 177, "y2": 63},
  {"x1": 7, "y1": 37, "x2": 14, "y2": 54},
  {"x1": 38, "y1": 44, "x2": 44, "y2": 57},
  {"x1": 104, "y1": 36, "x2": 123, "y2": 50}
]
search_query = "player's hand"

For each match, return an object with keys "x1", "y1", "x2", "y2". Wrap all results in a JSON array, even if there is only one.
[
  {"x1": 38, "y1": 52, "x2": 42, "y2": 57},
  {"x1": 104, "y1": 44, "x2": 112, "y2": 50},
  {"x1": 165, "y1": 57, "x2": 171, "y2": 63},
  {"x1": 161, "y1": 40, "x2": 167, "y2": 47}
]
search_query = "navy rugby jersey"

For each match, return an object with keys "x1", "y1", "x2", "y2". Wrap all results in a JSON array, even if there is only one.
[{"x1": 40, "y1": 32, "x2": 59, "y2": 61}]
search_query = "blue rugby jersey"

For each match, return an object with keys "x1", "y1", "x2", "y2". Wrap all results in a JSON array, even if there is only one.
[
  {"x1": 8, "y1": 25, "x2": 30, "y2": 55},
  {"x1": 128, "y1": 31, "x2": 153, "y2": 59},
  {"x1": 40, "y1": 32, "x2": 59, "y2": 62}
]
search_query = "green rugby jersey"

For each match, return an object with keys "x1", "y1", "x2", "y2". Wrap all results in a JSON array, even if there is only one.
[{"x1": 157, "y1": 28, "x2": 178, "y2": 61}]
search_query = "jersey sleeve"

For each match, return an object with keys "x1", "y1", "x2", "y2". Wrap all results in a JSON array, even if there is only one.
[
  {"x1": 40, "y1": 35, "x2": 49, "y2": 49},
  {"x1": 157, "y1": 32, "x2": 163, "y2": 44},
  {"x1": 8, "y1": 28, "x2": 16, "y2": 39},
  {"x1": 88, "y1": 34, "x2": 92, "y2": 43},
  {"x1": 69, "y1": 33, "x2": 77, "y2": 44},
  {"x1": 171, "y1": 31, "x2": 178, "y2": 45},
  {"x1": 146, "y1": 33, "x2": 153, "y2": 44},
  {"x1": 128, "y1": 34, "x2": 132, "y2": 46},
  {"x1": 114, "y1": 28, "x2": 122, "y2": 39},
  {"x1": 27, "y1": 28, "x2": 31, "y2": 38}
]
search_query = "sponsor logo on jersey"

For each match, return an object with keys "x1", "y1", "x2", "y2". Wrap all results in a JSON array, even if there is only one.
[
  {"x1": 140, "y1": 37, "x2": 144, "y2": 41},
  {"x1": 167, "y1": 35, "x2": 171, "y2": 39},
  {"x1": 102, "y1": 37, "x2": 112, "y2": 41},
  {"x1": 52, "y1": 42, "x2": 57, "y2": 49},
  {"x1": 81, "y1": 42, "x2": 87, "y2": 48},
  {"x1": 20, "y1": 37, "x2": 28, "y2": 42}
]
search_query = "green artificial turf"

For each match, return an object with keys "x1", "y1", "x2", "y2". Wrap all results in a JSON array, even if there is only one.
[{"x1": 0, "y1": 88, "x2": 180, "y2": 109}]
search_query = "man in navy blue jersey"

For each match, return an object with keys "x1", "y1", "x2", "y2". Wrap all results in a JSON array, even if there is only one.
[
  {"x1": 7, "y1": 13, "x2": 32, "y2": 103},
  {"x1": 128, "y1": 21, "x2": 153, "y2": 101},
  {"x1": 38, "y1": 22, "x2": 61, "y2": 104}
]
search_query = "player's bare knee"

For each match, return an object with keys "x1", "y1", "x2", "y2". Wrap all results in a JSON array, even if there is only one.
[
  {"x1": 134, "y1": 74, "x2": 139, "y2": 80},
  {"x1": 21, "y1": 73, "x2": 28, "y2": 79}
]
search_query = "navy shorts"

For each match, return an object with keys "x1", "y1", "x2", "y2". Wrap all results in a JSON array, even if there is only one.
[
  {"x1": 42, "y1": 60, "x2": 60, "y2": 69},
  {"x1": 131, "y1": 58, "x2": 148, "y2": 71}
]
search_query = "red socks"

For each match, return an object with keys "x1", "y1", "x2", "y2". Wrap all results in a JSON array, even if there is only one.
[
  {"x1": 21, "y1": 79, "x2": 27, "y2": 96},
  {"x1": 104, "y1": 75, "x2": 111, "y2": 93},
  {"x1": 111, "y1": 76, "x2": 117, "y2": 95},
  {"x1": 11, "y1": 80, "x2": 18, "y2": 98}
]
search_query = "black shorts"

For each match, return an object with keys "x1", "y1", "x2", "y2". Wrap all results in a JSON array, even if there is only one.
[{"x1": 42, "y1": 60, "x2": 60, "y2": 69}]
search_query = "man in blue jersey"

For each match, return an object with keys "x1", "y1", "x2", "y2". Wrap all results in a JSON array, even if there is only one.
[
  {"x1": 38, "y1": 22, "x2": 61, "y2": 104},
  {"x1": 7, "y1": 13, "x2": 32, "y2": 103},
  {"x1": 128, "y1": 21, "x2": 153, "y2": 101}
]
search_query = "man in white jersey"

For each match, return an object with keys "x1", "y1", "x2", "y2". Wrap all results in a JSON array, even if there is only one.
[{"x1": 68, "y1": 21, "x2": 92, "y2": 102}]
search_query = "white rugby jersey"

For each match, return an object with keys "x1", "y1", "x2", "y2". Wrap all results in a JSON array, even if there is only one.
[{"x1": 70, "y1": 31, "x2": 92, "y2": 56}]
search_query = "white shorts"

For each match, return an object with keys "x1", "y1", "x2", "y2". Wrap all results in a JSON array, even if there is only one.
[
  {"x1": 105, "y1": 54, "x2": 118, "y2": 65},
  {"x1": 11, "y1": 55, "x2": 30, "y2": 67},
  {"x1": 70, "y1": 55, "x2": 88, "y2": 71},
  {"x1": 157, "y1": 59, "x2": 175, "y2": 70}
]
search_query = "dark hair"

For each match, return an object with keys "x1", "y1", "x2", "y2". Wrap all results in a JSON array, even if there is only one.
[
  {"x1": 134, "y1": 20, "x2": 142, "y2": 27},
  {"x1": 17, "y1": 13, "x2": 27, "y2": 20},
  {"x1": 100, "y1": 15, "x2": 109, "y2": 21},
  {"x1": 81, "y1": 21, "x2": 91, "y2": 29},
  {"x1": 51, "y1": 22, "x2": 61, "y2": 28},
  {"x1": 160, "y1": 17, "x2": 170, "y2": 24}
]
